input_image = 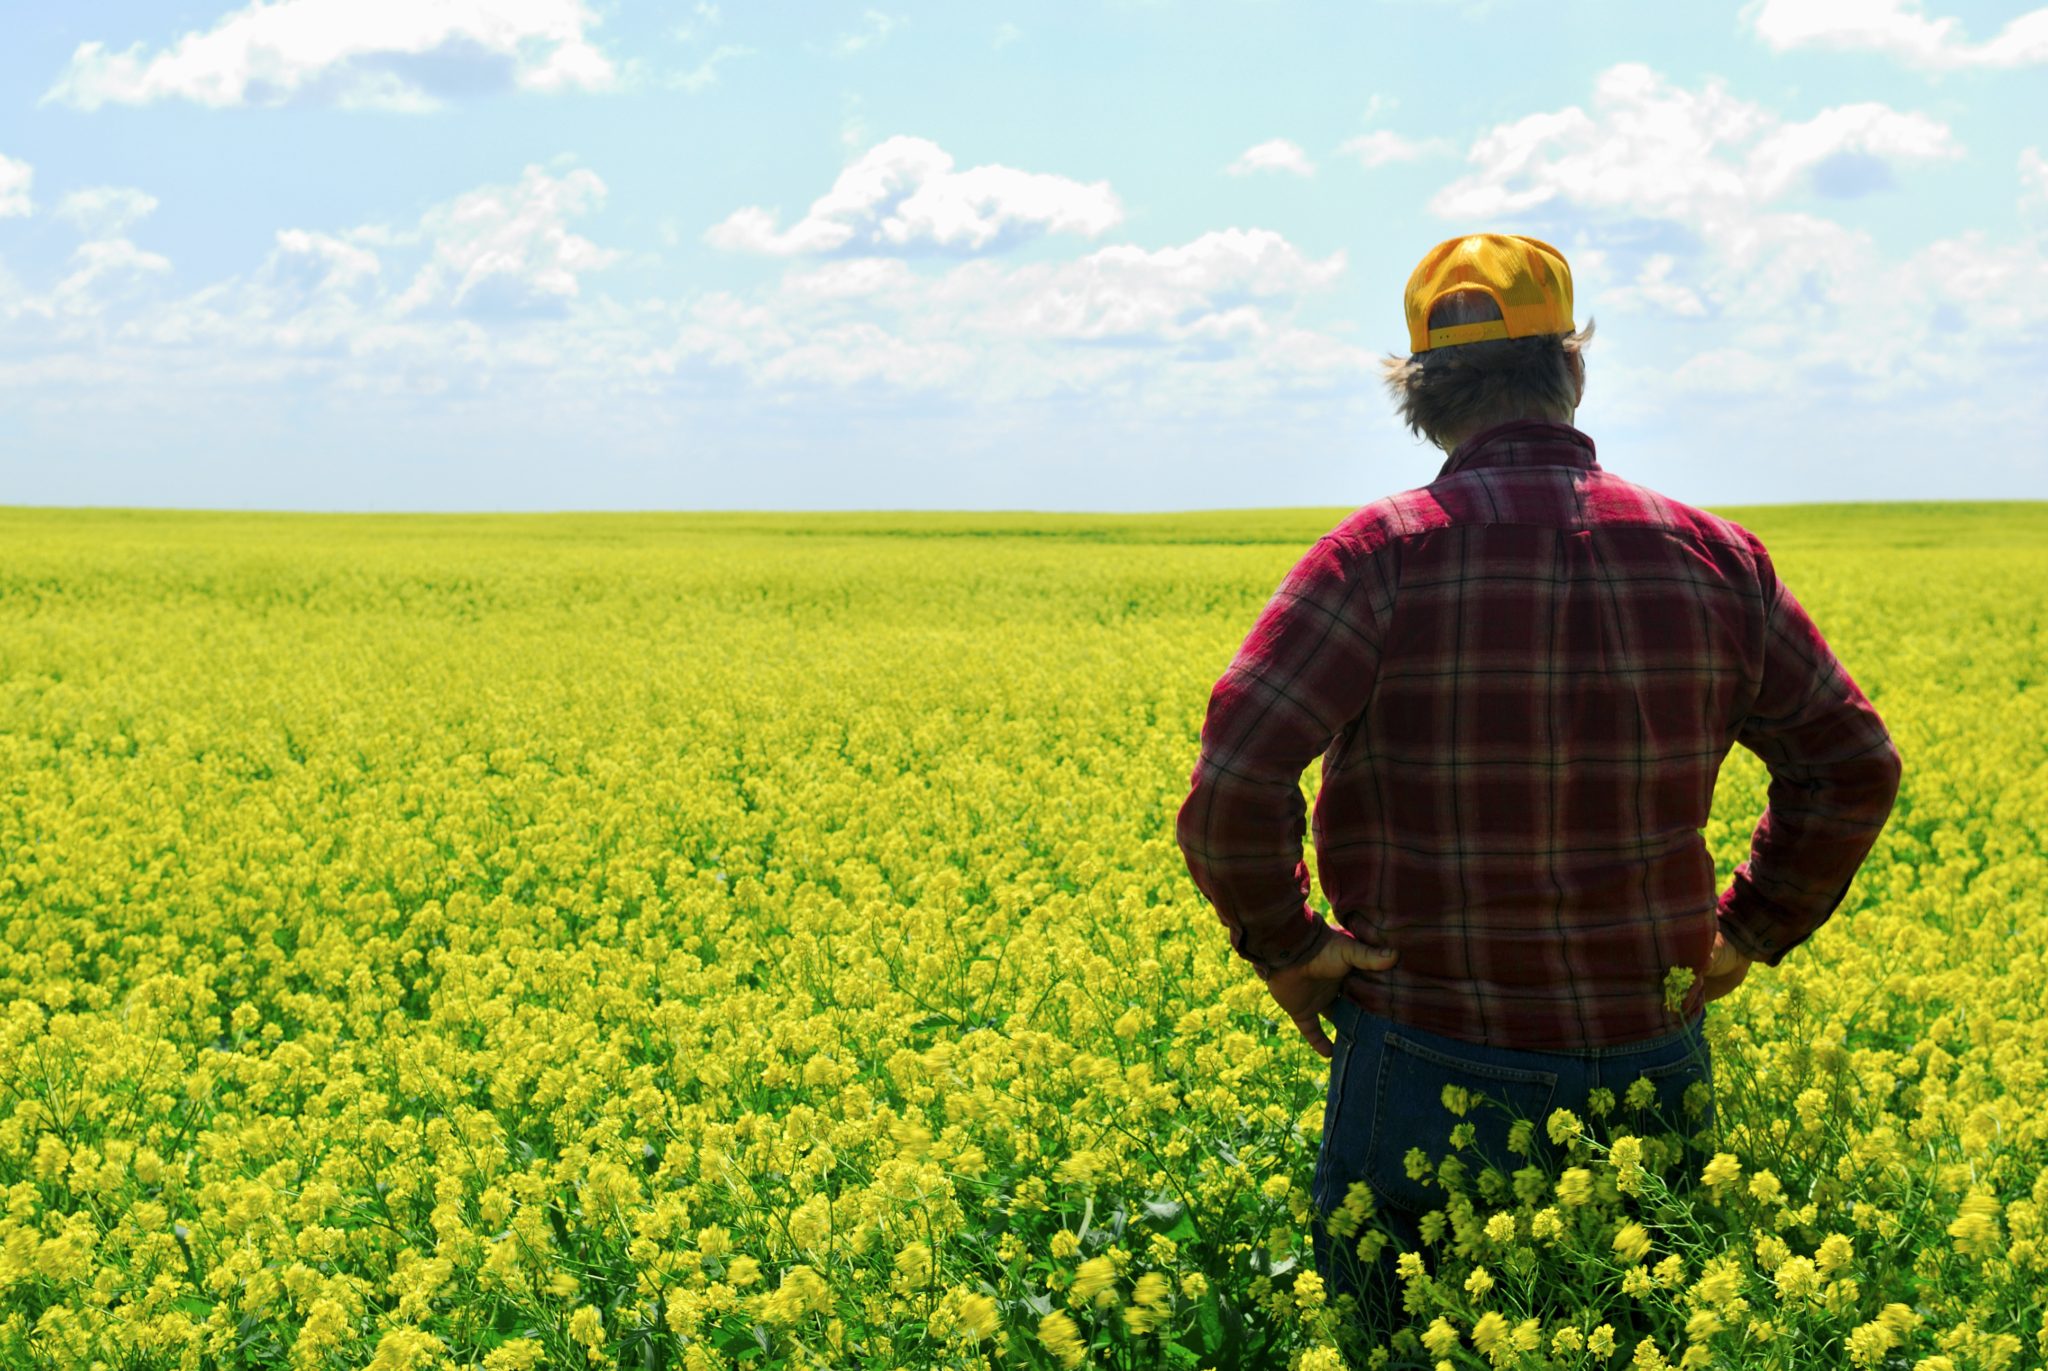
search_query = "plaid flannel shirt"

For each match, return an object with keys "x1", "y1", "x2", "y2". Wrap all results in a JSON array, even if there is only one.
[{"x1": 1175, "y1": 419, "x2": 1902, "y2": 1050}]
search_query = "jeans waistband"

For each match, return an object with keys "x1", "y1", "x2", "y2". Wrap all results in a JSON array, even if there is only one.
[{"x1": 1350, "y1": 1001, "x2": 1708, "y2": 1062}]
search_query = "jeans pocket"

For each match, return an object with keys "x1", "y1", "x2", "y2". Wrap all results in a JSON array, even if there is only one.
[
  {"x1": 1612, "y1": 1039, "x2": 1715, "y2": 1142},
  {"x1": 1364, "y1": 1032, "x2": 1558, "y2": 1216}
]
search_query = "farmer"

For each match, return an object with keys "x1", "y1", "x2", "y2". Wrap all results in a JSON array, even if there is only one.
[{"x1": 1174, "y1": 233, "x2": 1902, "y2": 1346}]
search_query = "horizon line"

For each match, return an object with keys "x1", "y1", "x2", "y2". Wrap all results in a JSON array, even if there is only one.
[{"x1": 5, "y1": 496, "x2": 2045, "y2": 519}]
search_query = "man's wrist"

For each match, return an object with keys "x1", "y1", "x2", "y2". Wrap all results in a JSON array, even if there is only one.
[
  {"x1": 1248, "y1": 910, "x2": 1330, "y2": 980},
  {"x1": 1714, "y1": 891, "x2": 1782, "y2": 966}
]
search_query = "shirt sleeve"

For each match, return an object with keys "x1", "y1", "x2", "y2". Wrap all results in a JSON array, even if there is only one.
[
  {"x1": 1175, "y1": 534, "x2": 1387, "y2": 979},
  {"x1": 1717, "y1": 557, "x2": 1902, "y2": 968}
]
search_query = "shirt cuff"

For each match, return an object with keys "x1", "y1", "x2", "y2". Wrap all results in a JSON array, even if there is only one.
[
  {"x1": 1715, "y1": 886, "x2": 1800, "y2": 968},
  {"x1": 1245, "y1": 906, "x2": 1330, "y2": 980}
]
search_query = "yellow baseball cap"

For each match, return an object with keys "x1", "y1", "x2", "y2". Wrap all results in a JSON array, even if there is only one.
[{"x1": 1403, "y1": 233, "x2": 1574, "y2": 353}]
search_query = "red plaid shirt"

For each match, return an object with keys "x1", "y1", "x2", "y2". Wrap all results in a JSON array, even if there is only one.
[{"x1": 1176, "y1": 419, "x2": 1902, "y2": 1050}]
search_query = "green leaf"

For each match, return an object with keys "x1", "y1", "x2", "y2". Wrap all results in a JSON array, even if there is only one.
[{"x1": 1189, "y1": 1292, "x2": 1227, "y2": 1357}]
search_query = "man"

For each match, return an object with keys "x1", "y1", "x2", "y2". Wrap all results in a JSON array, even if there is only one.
[{"x1": 1173, "y1": 233, "x2": 1902, "y2": 1344}]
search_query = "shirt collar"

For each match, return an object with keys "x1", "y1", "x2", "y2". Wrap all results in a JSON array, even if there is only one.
[{"x1": 1436, "y1": 418, "x2": 1599, "y2": 480}]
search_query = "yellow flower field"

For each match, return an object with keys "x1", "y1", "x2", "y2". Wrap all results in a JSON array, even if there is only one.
[{"x1": 1, "y1": 502, "x2": 2044, "y2": 1371}]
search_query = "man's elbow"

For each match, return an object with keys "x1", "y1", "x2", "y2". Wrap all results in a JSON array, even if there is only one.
[
  {"x1": 1853, "y1": 732, "x2": 1904, "y2": 824},
  {"x1": 1174, "y1": 773, "x2": 1210, "y2": 871}
]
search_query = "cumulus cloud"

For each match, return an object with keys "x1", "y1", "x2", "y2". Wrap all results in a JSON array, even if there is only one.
[
  {"x1": 647, "y1": 226, "x2": 1360, "y2": 401},
  {"x1": 1227, "y1": 139, "x2": 1316, "y2": 178},
  {"x1": 1743, "y1": 0, "x2": 2048, "y2": 69},
  {"x1": 54, "y1": 186, "x2": 160, "y2": 237},
  {"x1": 394, "y1": 165, "x2": 619, "y2": 318},
  {"x1": 0, "y1": 144, "x2": 1362, "y2": 425},
  {"x1": 1746, "y1": 103, "x2": 1958, "y2": 199},
  {"x1": 39, "y1": 240, "x2": 175, "y2": 322},
  {"x1": 663, "y1": 146, "x2": 1360, "y2": 401},
  {"x1": 1429, "y1": 63, "x2": 1958, "y2": 223},
  {"x1": 1336, "y1": 130, "x2": 1454, "y2": 169},
  {"x1": 44, "y1": 0, "x2": 616, "y2": 112},
  {"x1": 0, "y1": 154, "x2": 31, "y2": 217},
  {"x1": 1424, "y1": 64, "x2": 2045, "y2": 409},
  {"x1": 962, "y1": 228, "x2": 1347, "y2": 342},
  {"x1": 705, "y1": 135, "x2": 1124, "y2": 256},
  {"x1": 0, "y1": 159, "x2": 637, "y2": 416},
  {"x1": 1598, "y1": 253, "x2": 1707, "y2": 317},
  {"x1": 263, "y1": 229, "x2": 384, "y2": 297}
]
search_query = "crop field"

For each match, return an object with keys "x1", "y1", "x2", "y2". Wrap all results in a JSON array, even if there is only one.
[{"x1": 1, "y1": 501, "x2": 2044, "y2": 1371}]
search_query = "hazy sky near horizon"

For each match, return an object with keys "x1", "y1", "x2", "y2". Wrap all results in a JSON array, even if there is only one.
[{"x1": 1, "y1": 0, "x2": 2045, "y2": 512}]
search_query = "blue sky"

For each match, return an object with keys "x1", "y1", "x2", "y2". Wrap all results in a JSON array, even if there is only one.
[{"x1": 1, "y1": 0, "x2": 2044, "y2": 512}]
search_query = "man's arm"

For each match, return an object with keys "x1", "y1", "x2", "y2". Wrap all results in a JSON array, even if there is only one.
[
  {"x1": 1717, "y1": 558, "x2": 1903, "y2": 967},
  {"x1": 1175, "y1": 534, "x2": 1386, "y2": 979}
]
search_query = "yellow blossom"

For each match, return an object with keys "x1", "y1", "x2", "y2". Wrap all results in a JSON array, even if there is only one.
[
  {"x1": 1072, "y1": 1255, "x2": 1119, "y2": 1306},
  {"x1": 1548, "y1": 1109, "x2": 1585, "y2": 1146},
  {"x1": 1038, "y1": 1311, "x2": 1087, "y2": 1369},
  {"x1": 1701, "y1": 1153, "x2": 1742, "y2": 1190},
  {"x1": 1947, "y1": 1190, "x2": 2002, "y2": 1256}
]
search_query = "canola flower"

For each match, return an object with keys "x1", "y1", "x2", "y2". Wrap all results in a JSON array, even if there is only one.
[{"x1": 0, "y1": 503, "x2": 2044, "y2": 1369}]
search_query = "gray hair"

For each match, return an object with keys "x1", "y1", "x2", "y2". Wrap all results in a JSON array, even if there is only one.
[{"x1": 1378, "y1": 288, "x2": 1596, "y2": 447}]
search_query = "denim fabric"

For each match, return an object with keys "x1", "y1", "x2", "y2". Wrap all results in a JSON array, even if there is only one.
[{"x1": 1309, "y1": 994, "x2": 1714, "y2": 1352}]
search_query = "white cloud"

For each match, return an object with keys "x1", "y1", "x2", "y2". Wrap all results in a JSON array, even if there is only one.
[
  {"x1": 1227, "y1": 139, "x2": 1315, "y2": 178},
  {"x1": 0, "y1": 146, "x2": 1367, "y2": 427},
  {"x1": 648, "y1": 227, "x2": 1360, "y2": 403},
  {"x1": 1745, "y1": 103, "x2": 1958, "y2": 199},
  {"x1": 1428, "y1": 63, "x2": 1957, "y2": 222},
  {"x1": 1599, "y1": 253, "x2": 1706, "y2": 317},
  {"x1": 706, "y1": 135, "x2": 1124, "y2": 256},
  {"x1": 395, "y1": 165, "x2": 619, "y2": 316},
  {"x1": 667, "y1": 143, "x2": 1359, "y2": 403},
  {"x1": 1743, "y1": 0, "x2": 2048, "y2": 69},
  {"x1": 963, "y1": 228, "x2": 1346, "y2": 342},
  {"x1": 0, "y1": 154, "x2": 32, "y2": 218},
  {"x1": 267, "y1": 229, "x2": 383, "y2": 294},
  {"x1": 55, "y1": 186, "x2": 160, "y2": 237},
  {"x1": 0, "y1": 160, "x2": 634, "y2": 411},
  {"x1": 45, "y1": 0, "x2": 616, "y2": 112},
  {"x1": 834, "y1": 10, "x2": 906, "y2": 58},
  {"x1": 1336, "y1": 130, "x2": 1454, "y2": 169},
  {"x1": 994, "y1": 22, "x2": 1023, "y2": 48},
  {"x1": 1422, "y1": 64, "x2": 2044, "y2": 410},
  {"x1": 673, "y1": 44, "x2": 752, "y2": 93},
  {"x1": 44, "y1": 240, "x2": 175, "y2": 320}
]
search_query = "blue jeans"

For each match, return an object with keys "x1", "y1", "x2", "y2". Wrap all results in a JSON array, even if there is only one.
[{"x1": 1309, "y1": 996, "x2": 1714, "y2": 1352}]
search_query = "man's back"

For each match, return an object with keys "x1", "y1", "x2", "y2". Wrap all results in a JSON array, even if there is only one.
[{"x1": 1176, "y1": 418, "x2": 1901, "y2": 1050}]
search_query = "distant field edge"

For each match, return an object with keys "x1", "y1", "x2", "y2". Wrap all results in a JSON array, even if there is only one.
[{"x1": 0, "y1": 499, "x2": 2043, "y2": 551}]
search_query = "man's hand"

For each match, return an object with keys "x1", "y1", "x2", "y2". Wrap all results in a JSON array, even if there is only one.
[
  {"x1": 1266, "y1": 924, "x2": 1398, "y2": 1059},
  {"x1": 1702, "y1": 928, "x2": 1753, "y2": 1003}
]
